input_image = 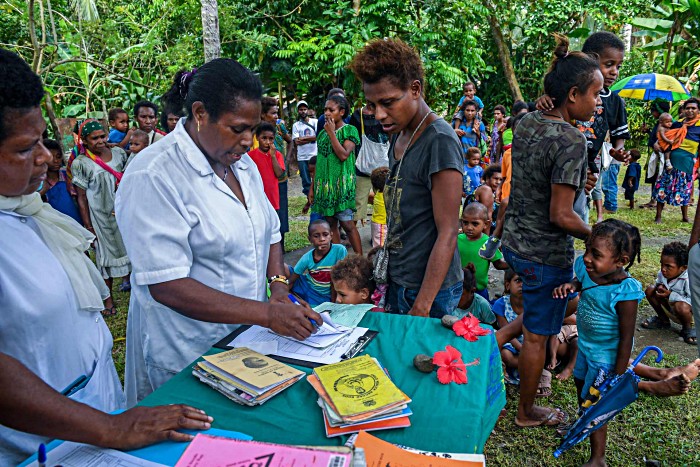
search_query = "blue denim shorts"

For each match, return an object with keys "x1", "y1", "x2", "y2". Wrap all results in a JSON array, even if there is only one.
[
  {"x1": 385, "y1": 280, "x2": 462, "y2": 319},
  {"x1": 573, "y1": 351, "x2": 615, "y2": 403},
  {"x1": 333, "y1": 208, "x2": 355, "y2": 222},
  {"x1": 502, "y1": 247, "x2": 573, "y2": 335}
]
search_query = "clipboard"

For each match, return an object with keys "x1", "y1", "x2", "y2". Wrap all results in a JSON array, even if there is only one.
[{"x1": 213, "y1": 326, "x2": 378, "y2": 368}]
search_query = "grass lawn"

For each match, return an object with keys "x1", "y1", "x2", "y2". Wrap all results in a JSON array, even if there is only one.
[{"x1": 105, "y1": 181, "x2": 700, "y2": 465}]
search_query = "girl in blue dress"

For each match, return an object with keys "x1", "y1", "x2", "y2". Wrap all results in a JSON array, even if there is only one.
[{"x1": 553, "y1": 219, "x2": 643, "y2": 467}]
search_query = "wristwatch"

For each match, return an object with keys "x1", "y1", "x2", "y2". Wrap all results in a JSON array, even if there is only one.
[{"x1": 268, "y1": 275, "x2": 289, "y2": 286}]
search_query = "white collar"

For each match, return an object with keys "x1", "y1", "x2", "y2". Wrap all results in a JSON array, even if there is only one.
[{"x1": 172, "y1": 117, "x2": 251, "y2": 176}]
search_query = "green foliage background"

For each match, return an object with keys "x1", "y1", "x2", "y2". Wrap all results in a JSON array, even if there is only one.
[{"x1": 2, "y1": 0, "x2": 697, "y2": 135}]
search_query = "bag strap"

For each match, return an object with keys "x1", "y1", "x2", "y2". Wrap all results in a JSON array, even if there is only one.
[
  {"x1": 360, "y1": 108, "x2": 365, "y2": 136},
  {"x1": 84, "y1": 149, "x2": 123, "y2": 187}
]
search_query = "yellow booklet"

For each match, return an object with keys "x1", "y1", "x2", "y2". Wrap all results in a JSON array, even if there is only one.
[
  {"x1": 313, "y1": 355, "x2": 407, "y2": 417},
  {"x1": 202, "y1": 348, "x2": 303, "y2": 390}
]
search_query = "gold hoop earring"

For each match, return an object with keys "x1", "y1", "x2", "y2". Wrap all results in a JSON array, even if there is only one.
[{"x1": 197, "y1": 119, "x2": 200, "y2": 133}]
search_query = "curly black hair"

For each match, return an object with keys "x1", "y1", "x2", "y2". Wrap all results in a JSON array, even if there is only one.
[
  {"x1": 370, "y1": 166, "x2": 390, "y2": 192},
  {"x1": 483, "y1": 164, "x2": 502, "y2": 181},
  {"x1": 510, "y1": 100, "x2": 528, "y2": 116},
  {"x1": 582, "y1": 31, "x2": 625, "y2": 55},
  {"x1": 460, "y1": 99, "x2": 478, "y2": 112},
  {"x1": 0, "y1": 49, "x2": 45, "y2": 143},
  {"x1": 588, "y1": 219, "x2": 642, "y2": 271},
  {"x1": 349, "y1": 38, "x2": 424, "y2": 90},
  {"x1": 661, "y1": 241, "x2": 688, "y2": 268},
  {"x1": 42, "y1": 138, "x2": 61, "y2": 153},
  {"x1": 261, "y1": 96, "x2": 278, "y2": 116},
  {"x1": 331, "y1": 255, "x2": 376, "y2": 295},
  {"x1": 108, "y1": 107, "x2": 127, "y2": 122},
  {"x1": 255, "y1": 122, "x2": 276, "y2": 138},
  {"x1": 134, "y1": 100, "x2": 158, "y2": 118}
]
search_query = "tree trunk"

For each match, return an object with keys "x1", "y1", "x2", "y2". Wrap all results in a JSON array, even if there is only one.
[
  {"x1": 43, "y1": 91, "x2": 63, "y2": 151},
  {"x1": 621, "y1": 23, "x2": 632, "y2": 52},
  {"x1": 28, "y1": 0, "x2": 42, "y2": 72},
  {"x1": 485, "y1": 8, "x2": 523, "y2": 102},
  {"x1": 200, "y1": 0, "x2": 221, "y2": 63},
  {"x1": 46, "y1": 0, "x2": 58, "y2": 43}
]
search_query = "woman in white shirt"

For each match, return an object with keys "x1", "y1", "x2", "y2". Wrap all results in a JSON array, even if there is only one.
[
  {"x1": 0, "y1": 48, "x2": 212, "y2": 465},
  {"x1": 116, "y1": 60, "x2": 322, "y2": 405}
]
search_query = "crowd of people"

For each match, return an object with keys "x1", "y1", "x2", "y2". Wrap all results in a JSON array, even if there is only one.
[{"x1": 2, "y1": 29, "x2": 700, "y2": 467}]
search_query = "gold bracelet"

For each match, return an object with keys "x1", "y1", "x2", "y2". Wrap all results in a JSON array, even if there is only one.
[{"x1": 268, "y1": 275, "x2": 289, "y2": 286}]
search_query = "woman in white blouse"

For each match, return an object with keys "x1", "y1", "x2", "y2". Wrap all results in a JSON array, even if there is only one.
[
  {"x1": 116, "y1": 60, "x2": 322, "y2": 405},
  {"x1": 0, "y1": 48, "x2": 212, "y2": 465}
]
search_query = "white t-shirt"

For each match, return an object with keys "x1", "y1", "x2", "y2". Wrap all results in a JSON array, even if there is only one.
[
  {"x1": 292, "y1": 118, "x2": 318, "y2": 161},
  {"x1": 116, "y1": 118, "x2": 281, "y2": 406},
  {"x1": 0, "y1": 211, "x2": 124, "y2": 464}
]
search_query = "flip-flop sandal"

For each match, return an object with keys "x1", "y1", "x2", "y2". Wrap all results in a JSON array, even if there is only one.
[
  {"x1": 118, "y1": 282, "x2": 131, "y2": 292},
  {"x1": 641, "y1": 316, "x2": 671, "y2": 330},
  {"x1": 514, "y1": 407, "x2": 569, "y2": 428},
  {"x1": 536, "y1": 369, "x2": 552, "y2": 398},
  {"x1": 681, "y1": 327, "x2": 697, "y2": 345},
  {"x1": 101, "y1": 306, "x2": 118, "y2": 317}
]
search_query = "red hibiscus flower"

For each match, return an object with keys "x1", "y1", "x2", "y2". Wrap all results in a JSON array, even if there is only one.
[
  {"x1": 452, "y1": 313, "x2": 491, "y2": 342},
  {"x1": 433, "y1": 345, "x2": 467, "y2": 384}
]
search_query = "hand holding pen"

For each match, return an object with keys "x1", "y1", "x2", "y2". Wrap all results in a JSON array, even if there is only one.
[
  {"x1": 265, "y1": 294, "x2": 323, "y2": 341},
  {"x1": 288, "y1": 294, "x2": 321, "y2": 331}
]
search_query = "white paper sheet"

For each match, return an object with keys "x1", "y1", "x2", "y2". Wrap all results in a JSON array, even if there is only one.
[
  {"x1": 24, "y1": 442, "x2": 167, "y2": 467},
  {"x1": 313, "y1": 303, "x2": 374, "y2": 328},
  {"x1": 268, "y1": 312, "x2": 352, "y2": 349},
  {"x1": 225, "y1": 326, "x2": 369, "y2": 365},
  {"x1": 232, "y1": 339, "x2": 278, "y2": 355}
]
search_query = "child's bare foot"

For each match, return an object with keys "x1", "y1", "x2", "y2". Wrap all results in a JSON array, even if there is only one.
[
  {"x1": 654, "y1": 217, "x2": 662, "y2": 224},
  {"x1": 546, "y1": 357, "x2": 558, "y2": 371},
  {"x1": 556, "y1": 366, "x2": 574, "y2": 381},
  {"x1": 302, "y1": 202, "x2": 310, "y2": 214},
  {"x1": 658, "y1": 359, "x2": 700, "y2": 381},
  {"x1": 640, "y1": 374, "x2": 691, "y2": 396},
  {"x1": 682, "y1": 217, "x2": 690, "y2": 223},
  {"x1": 595, "y1": 216, "x2": 604, "y2": 224}
]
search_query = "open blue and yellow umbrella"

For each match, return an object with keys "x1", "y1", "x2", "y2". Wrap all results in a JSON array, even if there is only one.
[{"x1": 611, "y1": 73, "x2": 691, "y2": 101}]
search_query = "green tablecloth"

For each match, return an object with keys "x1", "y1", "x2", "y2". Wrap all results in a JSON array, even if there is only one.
[{"x1": 139, "y1": 312, "x2": 505, "y2": 454}]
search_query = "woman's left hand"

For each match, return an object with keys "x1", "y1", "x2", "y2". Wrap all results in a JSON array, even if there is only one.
[{"x1": 324, "y1": 118, "x2": 336, "y2": 134}]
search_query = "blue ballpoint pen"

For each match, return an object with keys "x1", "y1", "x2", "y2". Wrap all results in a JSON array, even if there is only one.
[
  {"x1": 287, "y1": 293, "x2": 320, "y2": 328},
  {"x1": 37, "y1": 443, "x2": 46, "y2": 467}
]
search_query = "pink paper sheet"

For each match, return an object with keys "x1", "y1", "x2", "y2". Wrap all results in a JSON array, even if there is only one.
[{"x1": 175, "y1": 434, "x2": 353, "y2": 467}]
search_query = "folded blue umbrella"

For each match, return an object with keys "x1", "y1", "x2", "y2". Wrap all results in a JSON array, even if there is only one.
[{"x1": 554, "y1": 346, "x2": 663, "y2": 458}]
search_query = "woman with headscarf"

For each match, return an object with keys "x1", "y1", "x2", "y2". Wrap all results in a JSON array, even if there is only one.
[
  {"x1": 654, "y1": 98, "x2": 700, "y2": 223},
  {"x1": 72, "y1": 119, "x2": 131, "y2": 313},
  {"x1": 0, "y1": 47, "x2": 212, "y2": 466}
]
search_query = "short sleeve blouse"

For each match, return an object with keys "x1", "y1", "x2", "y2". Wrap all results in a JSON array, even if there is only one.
[{"x1": 574, "y1": 255, "x2": 644, "y2": 364}]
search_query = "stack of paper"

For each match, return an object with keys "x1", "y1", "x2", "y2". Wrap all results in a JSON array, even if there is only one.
[
  {"x1": 192, "y1": 348, "x2": 304, "y2": 406},
  {"x1": 272, "y1": 312, "x2": 352, "y2": 348},
  {"x1": 308, "y1": 355, "x2": 412, "y2": 437},
  {"x1": 353, "y1": 431, "x2": 486, "y2": 466},
  {"x1": 175, "y1": 435, "x2": 356, "y2": 467}
]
